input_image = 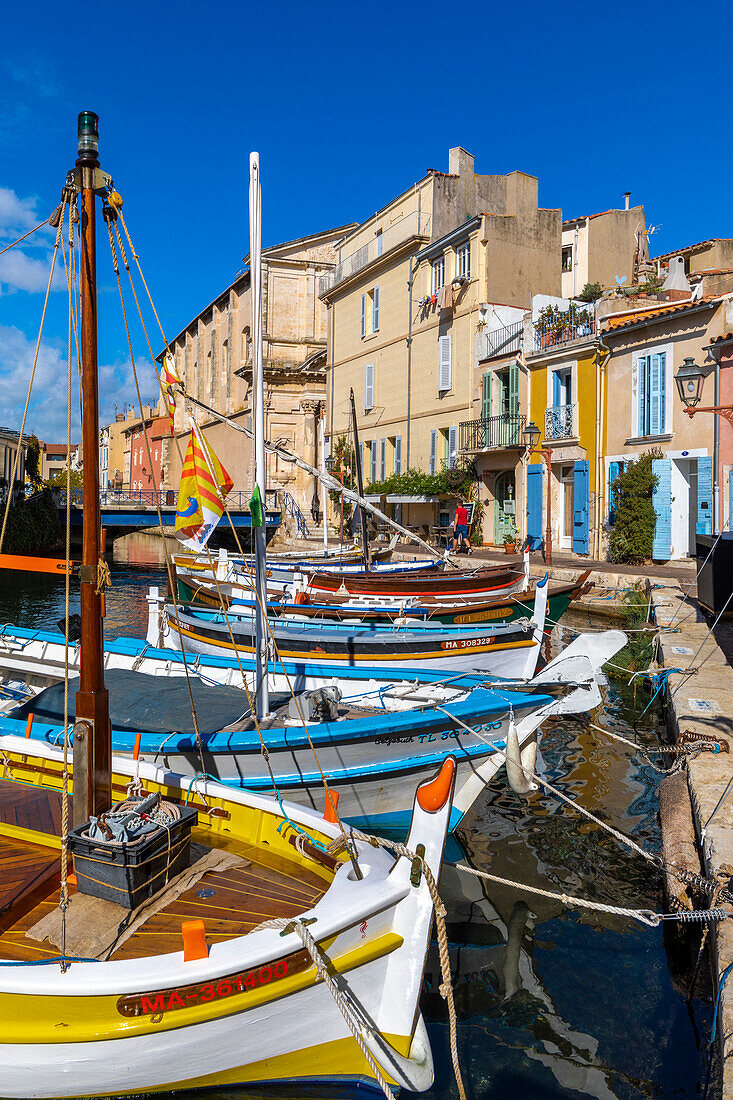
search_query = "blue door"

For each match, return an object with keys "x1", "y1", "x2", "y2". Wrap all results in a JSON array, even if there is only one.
[
  {"x1": 652, "y1": 458, "x2": 671, "y2": 559},
  {"x1": 526, "y1": 463, "x2": 543, "y2": 550},
  {"x1": 696, "y1": 456, "x2": 713, "y2": 535},
  {"x1": 572, "y1": 460, "x2": 590, "y2": 554}
]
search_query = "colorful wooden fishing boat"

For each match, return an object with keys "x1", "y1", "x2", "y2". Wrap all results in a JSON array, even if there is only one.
[{"x1": 176, "y1": 569, "x2": 592, "y2": 627}]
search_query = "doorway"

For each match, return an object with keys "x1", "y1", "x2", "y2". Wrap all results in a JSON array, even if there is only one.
[
  {"x1": 494, "y1": 470, "x2": 516, "y2": 545},
  {"x1": 559, "y1": 464, "x2": 574, "y2": 550},
  {"x1": 670, "y1": 458, "x2": 698, "y2": 558}
]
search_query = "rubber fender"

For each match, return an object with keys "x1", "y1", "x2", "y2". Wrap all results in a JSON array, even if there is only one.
[{"x1": 505, "y1": 723, "x2": 538, "y2": 796}]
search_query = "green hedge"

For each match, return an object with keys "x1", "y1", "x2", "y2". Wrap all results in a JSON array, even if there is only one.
[{"x1": 0, "y1": 489, "x2": 62, "y2": 554}]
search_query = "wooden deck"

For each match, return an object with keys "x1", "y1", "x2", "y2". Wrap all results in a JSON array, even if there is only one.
[{"x1": 0, "y1": 779, "x2": 329, "y2": 962}]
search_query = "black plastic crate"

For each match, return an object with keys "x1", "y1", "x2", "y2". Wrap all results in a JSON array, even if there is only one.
[{"x1": 68, "y1": 802, "x2": 198, "y2": 909}]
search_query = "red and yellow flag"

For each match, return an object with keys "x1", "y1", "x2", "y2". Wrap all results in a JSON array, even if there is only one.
[
  {"x1": 174, "y1": 423, "x2": 233, "y2": 551},
  {"x1": 162, "y1": 352, "x2": 182, "y2": 434}
]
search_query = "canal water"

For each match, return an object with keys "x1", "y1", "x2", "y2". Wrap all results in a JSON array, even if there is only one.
[{"x1": 0, "y1": 537, "x2": 716, "y2": 1099}]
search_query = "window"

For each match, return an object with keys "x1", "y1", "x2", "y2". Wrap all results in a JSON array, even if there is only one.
[
  {"x1": 456, "y1": 241, "x2": 471, "y2": 280},
  {"x1": 371, "y1": 286, "x2": 380, "y2": 332},
  {"x1": 429, "y1": 429, "x2": 437, "y2": 475},
  {"x1": 562, "y1": 246, "x2": 573, "y2": 272},
  {"x1": 431, "y1": 256, "x2": 445, "y2": 294},
  {"x1": 637, "y1": 351, "x2": 667, "y2": 436},
  {"x1": 370, "y1": 442, "x2": 377, "y2": 485},
  {"x1": 364, "y1": 363, "x2": 375, "y2": 411},
  {"x1": 361, "y1": 287, "x2": 380, "y2": 336},
  {"x1": 394, "y1": 434, "x2": 402, "y2": 475},
  {"x1": 447, "y1": 426, "x2": 457, "y2": 469},
  {"x1": 376, "y1": 229, "x2": 383, "y2": 256},
  {"x1": 438, "y1": 335, "x2": 452, "y2": 392},
  {"x1": 379, "y1": 437, "x2": 386, "y2": 481}
]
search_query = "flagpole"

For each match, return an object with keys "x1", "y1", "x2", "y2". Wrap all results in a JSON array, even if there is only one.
[{"x1": 249, "y1": 152, "x2": 269, "y2": 718}]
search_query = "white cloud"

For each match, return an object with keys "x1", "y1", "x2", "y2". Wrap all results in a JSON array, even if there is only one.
[
  {"x1": 0, "y1": 249, "x2": 65, "y2": 295},
  {"x1": 0, "y1": 325, "x2": 158, "y2": 444},
  {"x1": 0, "y1": 187, "x2": 39, "y2": 236}
]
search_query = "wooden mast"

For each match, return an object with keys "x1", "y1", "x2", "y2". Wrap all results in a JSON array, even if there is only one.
[
  {"x1": 349, "y1": 388, "x2": 370, "y2": 571},
  {"x1": 73, "y1": 111, "x2": 111, "y2": 825}
]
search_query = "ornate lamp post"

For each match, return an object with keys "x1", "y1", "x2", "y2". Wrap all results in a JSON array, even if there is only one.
[
  {"x1": 675, "y1": 356, "x2": 733, "y2": 426},
  {"x1": 523, "y1": 420, "x2": 552, "y2": 565}
]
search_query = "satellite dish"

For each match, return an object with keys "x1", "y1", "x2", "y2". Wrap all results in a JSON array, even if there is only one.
[{"x1": 614, "y1": 275, "x2": 627, "y2": 286}]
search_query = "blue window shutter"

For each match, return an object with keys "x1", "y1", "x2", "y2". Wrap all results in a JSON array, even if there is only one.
[
  {"x1": 573, "y1": 459, "x2": 590, "y2": 554},
  {"x1": 394, "y1": 435, "x2": 402, "y2": 474},
  {"x1": 360, "y1": 294, "x2": 366, "y2": 339},
  {"x1": 448, "y1": 426, "x2": 457, "y2": 469},
  {"x1": 650, "y1": 354, "x2": 664, "y2": 435},
  {"x1": 429, "y1": 429, "x2": 437, "y2": 475},
  {"x1": 652, "y1": 458, "x2": 672, "y2": 559},
  {"x1": 638, "y1": 355, "x2": 648, "y2": 436},
  {"x1": 608, "y1": 460, "x2": 621, "y2": 524},
  {"x1": 552, "y1": 370, "x2": 562, "y2": 406},
  {"x1": 697, "y1": 456, "x2": 713, "y2": 535},
  {"x1": 658, "y1": 352, "x2": 666, "y2": 432},
  {"x1": 526, "y1": 463, "x2": 543, "y2": 550}
]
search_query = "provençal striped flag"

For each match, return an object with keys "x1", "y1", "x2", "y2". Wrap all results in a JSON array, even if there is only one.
[
  {"x1": 174, "y1": 422, "x2": 233, "y2": 551},
  {"x1": 162, "y1": 352, "x2": 182, "y2": 434}
]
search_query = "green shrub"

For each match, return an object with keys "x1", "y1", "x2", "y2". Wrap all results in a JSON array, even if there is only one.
[
  {"x1": 578, "y1": 281, "x2": 603, "y2": 303},
  {"x1": 0, "y1": 488, "x2": 62, "y2": 554},
  {"x1": 604, "y1": 585, "x2": 655, "y2": 678},
  {"x1": 608, "y1": 450, "x2": 661, "y2": 564}
]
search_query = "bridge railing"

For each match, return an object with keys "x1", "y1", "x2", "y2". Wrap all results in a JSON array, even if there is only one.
[{"x1": 56, "y1": 488, "x2": 280, "y2": 510}]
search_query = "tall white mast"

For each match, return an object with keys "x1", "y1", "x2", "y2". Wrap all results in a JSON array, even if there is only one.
[
  {"x1": 319, "y1": 412, "x2": 329, "y2": 555},
  {"x1": 249, "y1": 152, "x2": 269, "y2": 717}
]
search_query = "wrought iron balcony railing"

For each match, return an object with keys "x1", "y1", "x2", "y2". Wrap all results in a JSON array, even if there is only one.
[
  {"x1": 459, "y1": 413, "x2": 526, "y2": 452},
  {"x1": 533, "y1": 310, "x2": 596, "y2": 352},
  {"x1": 544, "y1": 404, "x2": 576, "y2": 441}
]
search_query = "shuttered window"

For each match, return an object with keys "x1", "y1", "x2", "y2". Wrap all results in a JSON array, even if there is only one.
[
  {"x1": 438, "y1": 335, "x2": 452, "y2": 392},
  {"x1": 638, "y1": 352, "x2": 666, "y2": 436},
  {"x1": 456, "y1": 241, "x2": 471, "y2": 280},
  {"x1": 448, "y1": 426, "x2": 457, "y2": 469},
  {"x1": 360, "y1": 294, "x2": 366, "y2": 339},
  {"x1": 376, "y1": 229, "x2": 383, "y2": 256},
  {"x1": 394, "y1": 435, "x2": 402, "y2": 474},
  {"x1": 370, "y1": 442, "x2": 377, "y2": 485},
  {"x1": 372, "y1": 286, "x2": 380, "y2": 332},
  {"x1": 481, "y1": 372, "x2": 492, "y2": 421},
  {"x1": 364, "y1": 363, "x2": 375, "y2": 411},
  {"x1": 431, "y1": 256, "x2": 445, "y2": 293},
  {"x1": 379, "y1": 437, "x2": 386, "y2": 481},
  {"x1": 429, "y1": 429, "x2": 437, "y2": 475}
]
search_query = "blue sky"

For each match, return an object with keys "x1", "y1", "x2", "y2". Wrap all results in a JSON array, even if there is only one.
[{"x1": 0, "y1": 0, "x2": 726, "y2": 441}]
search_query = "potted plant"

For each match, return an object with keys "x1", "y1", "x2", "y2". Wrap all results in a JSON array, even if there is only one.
[{"x1": 503, "y1": 521, "x2": 518, "y2": 554}]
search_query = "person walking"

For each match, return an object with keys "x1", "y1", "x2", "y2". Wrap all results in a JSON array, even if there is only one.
[{"x1": 451, "y1": 501, "x2": 471, "y2": 554}]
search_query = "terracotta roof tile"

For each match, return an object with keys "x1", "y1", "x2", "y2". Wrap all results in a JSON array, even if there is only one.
[
  {"x1": 603, "y1": 295, "x2": 719, "y2": 332},
  {"x1": 710, "y1": 332, "x2": 733, "y2": 344},
  {"x1": 653, "y1": 239, "x2": 730, "y2": 262}
]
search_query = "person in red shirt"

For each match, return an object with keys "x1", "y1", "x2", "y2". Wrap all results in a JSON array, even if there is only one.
[{"x1": 451, "y1": 502, "x2": 471, "y2": 554}]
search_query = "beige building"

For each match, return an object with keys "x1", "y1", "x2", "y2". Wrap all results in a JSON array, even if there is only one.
[
  {"x1": 321, "y1": 147, "x2": 561, "y2": 532},
  {"x1": 41, "y1": 442, "x2": 79, "y2": 482},
  {"x1": 100, "y1": 414, "x2": 128, "y2": 490},
  {"x1": 157, "y1": 225, "x2": 355, "y2": 532},
  {"x1": 561, "y1": 200, "x2": 648, "y2": 299},
  {"x1": 0, "y1": 428, "x2": 25, "y2": 490},
  {"x1": 653, "y1": 238, "x2": 733, "y2": 281}
]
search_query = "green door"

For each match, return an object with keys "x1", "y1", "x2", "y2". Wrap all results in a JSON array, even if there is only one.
[{"x1": 494, "y1": 470, "x2": 516, "y2": 544}]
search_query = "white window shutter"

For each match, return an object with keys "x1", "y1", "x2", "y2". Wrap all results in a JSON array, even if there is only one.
[
  {"x1": 364, "y1": 363, "x2": 374, "y2": 410},
  {"x1": 370, "y1": 442, "x2": 377, "y2": 484},
  {"x1": 372, "y1": 286, "x2": 380, "y2": 332},
  {"x1": 360, "y1": 294, "x2": 366, "y2": 338},
  {"x1": 448, "y1": 426, "x2": 457, "y2": 469},
  {"x1": 438, "y1": 335, "x2": 452, "y2": 391},
  {"x1": 380, "y1": 438, "x2": 386, "y2": 480},
  {"x1": 395, "y1": 435, "x2": 402, "y2": 474},
  {"x1": 430, "y1": 429, "x2": 437, "y2": 474}
]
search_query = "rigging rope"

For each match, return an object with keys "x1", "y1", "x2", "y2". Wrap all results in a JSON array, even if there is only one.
[
  {"x1": 0, "y1": 214, "x2": 54, "y2": 257},
  {"x1": 0, "y1": 194, "x2": 67, "y2": 553}
]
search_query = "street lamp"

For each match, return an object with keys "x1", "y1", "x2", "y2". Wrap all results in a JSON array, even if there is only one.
[
  {"x1": 675, "y1": 356, "x2": 733, "y2": 426},
  {"x1": 522, "y1": 420, "x2": 552, "y2": 565}
]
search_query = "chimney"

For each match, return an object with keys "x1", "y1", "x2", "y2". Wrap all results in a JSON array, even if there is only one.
[
  {"x1": 623, "y1": 192, "x2": 631, "y2": 210},
  {"x1": 448, "y1": 147, "x2": 475, "y2": 178}
]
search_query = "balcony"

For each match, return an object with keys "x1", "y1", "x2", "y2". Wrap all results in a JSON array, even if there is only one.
[
  {"x1": 544, "y1": 403, "x2": 576, "y2": 441},
  {"x1": 532, "y1": 307, "x2": 596, "y2": 352},
  {"x1": 482, "y1": 321, "x2": 523, "y2": 359},
  {"x1": 459, "y1": 413, "x2": 526, "y2": 453},
  {"x1": 318, "y1": 210, "x2": 431, "y2": 297}
]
